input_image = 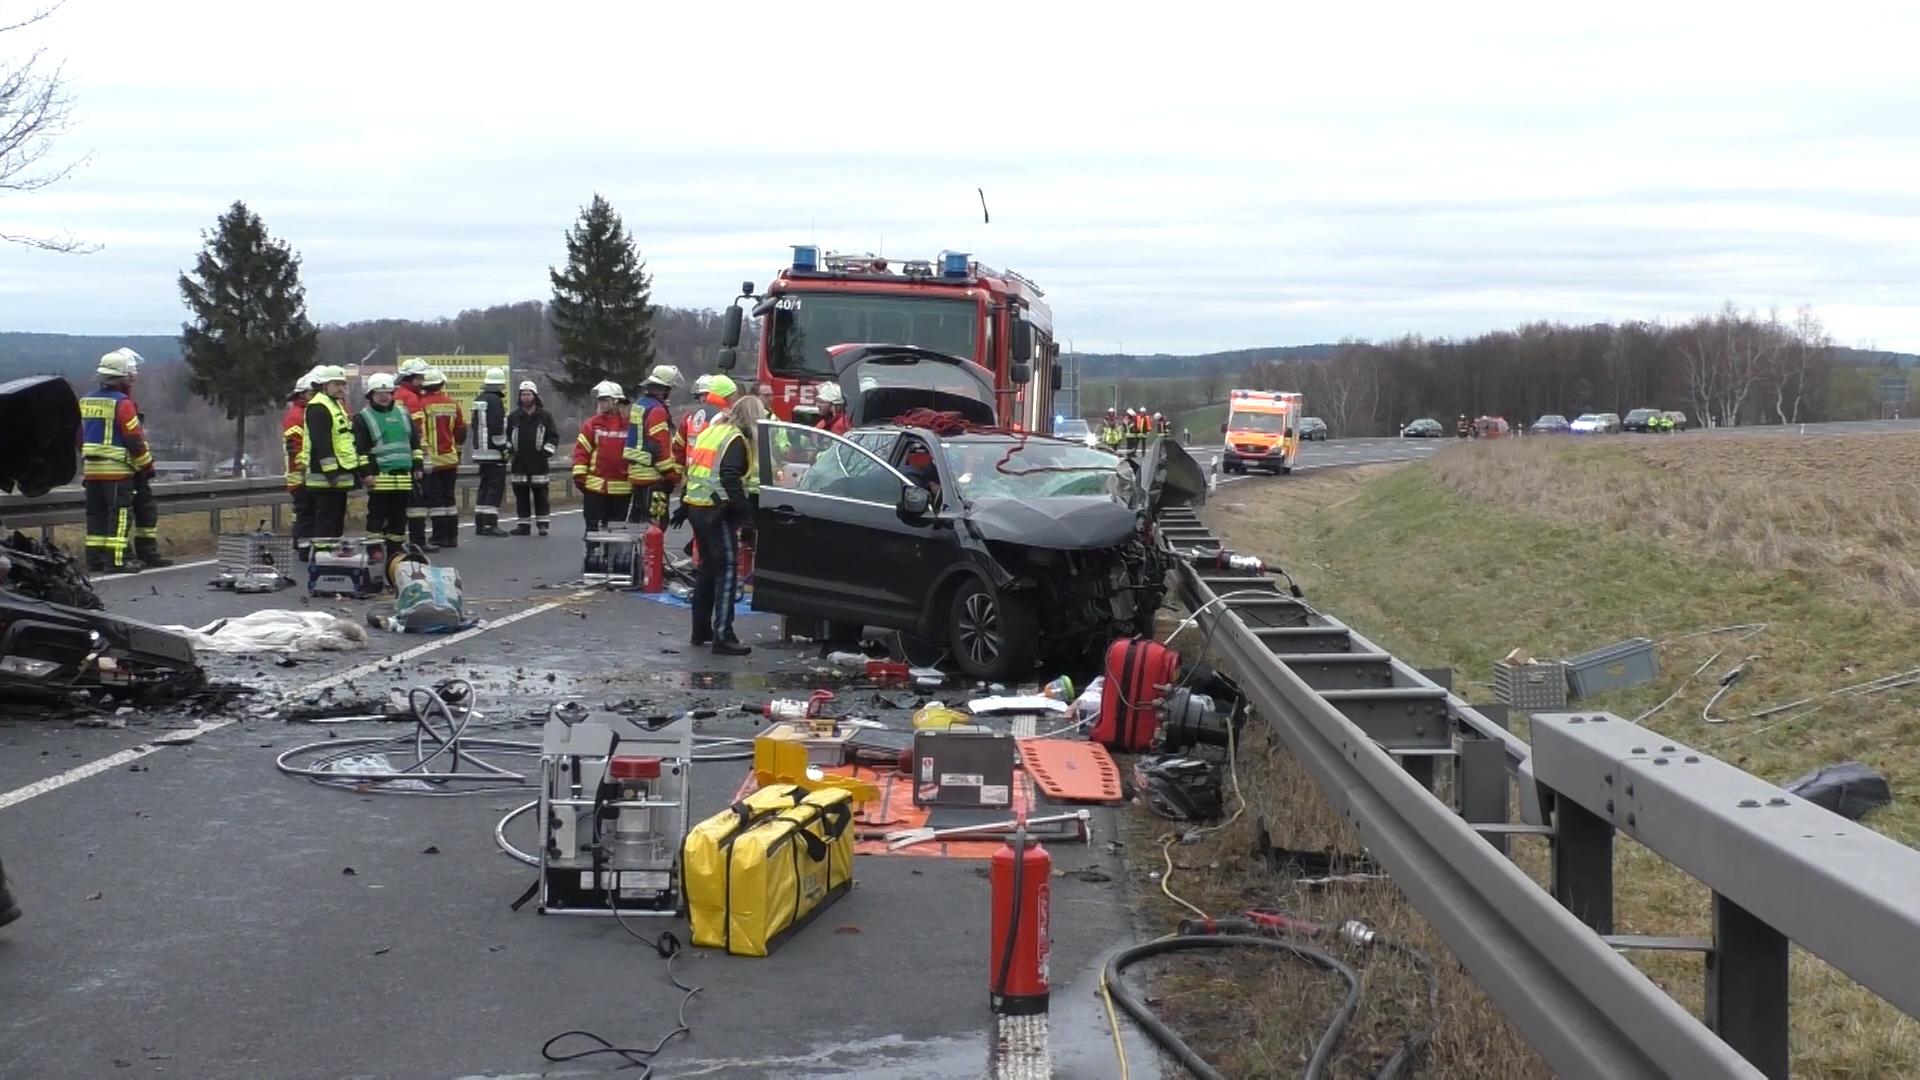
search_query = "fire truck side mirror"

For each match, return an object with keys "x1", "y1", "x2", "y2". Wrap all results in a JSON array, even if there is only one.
[
  {"x1": 1010, "y1": 362, "x2": 1032, "y2": 386},
  {"x1": 720, "y1": 304, "x2": 744, "y2": 349},
  {"x1": 1010, "y1": 316, "x2": 1035, "y2": 364},
  {"x1": 716, "y1": 347, "x2": 738, "y2": 372},
  {"x1": 1050, "y1": 364, "x2": 1063, "y2": 392}
]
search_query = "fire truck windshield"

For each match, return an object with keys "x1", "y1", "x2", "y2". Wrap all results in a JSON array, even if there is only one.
[{"x1": 768, "y1": 293, "x2": 977, "y2": 379}]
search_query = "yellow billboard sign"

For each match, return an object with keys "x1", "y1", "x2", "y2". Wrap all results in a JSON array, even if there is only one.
[{"x1": 406, "y1": 355, "x2": 510, "y2": 414}]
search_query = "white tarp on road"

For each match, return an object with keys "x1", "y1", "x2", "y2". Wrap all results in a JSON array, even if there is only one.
[{"x1": 165, "y1": 610, "x2": 367, "y2": 653}]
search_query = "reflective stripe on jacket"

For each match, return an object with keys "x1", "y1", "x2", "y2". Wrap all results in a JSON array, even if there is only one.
[
  {"x1": 421, "y1": 390, "x2": 465, "y2": 469},
  {"x1": 682, "y1": 421, "x2": 758, "y2": 507},
  {"x1": 571, "y1": 411, "x2": 632, "y2": 495},
  {"x1": 356, "y1": 402, "x2": 419, "y2": 491},
  {"x1": 305, "y1": 394, "x2": 361, "y2": 488},
  {"x1": 282, "y1": 401, "x2": 309, "y2": 489},
  {"x1": 470, "y1": 388, "x2": 508, "y2": 462},
  {"x1": 623, "y1": 394, "x2": 679, "y2": 486},
  {"x1": 79, "y1": 388, "x2": 153, "y2": 481}
]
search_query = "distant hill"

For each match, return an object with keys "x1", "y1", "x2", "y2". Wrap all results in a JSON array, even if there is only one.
[
  {"x1": 1833, "y1": 346, "x2": 1920, "y2": 368},
  {"x1": 0, "y1": 333, "x2": 183, "y2": 381},
  {"x1": 1077, "y1": 344, "x2": 1341, "y2": 378}
]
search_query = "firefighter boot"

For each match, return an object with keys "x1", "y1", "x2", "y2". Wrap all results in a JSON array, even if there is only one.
[
  {"x1": 510, "y1": 523, "x2": 532, "y2": 536},
  {"x1": 0, "y1": 859, "x2": 18, "y2": 928},
  {"x1": 537, "y1": 523, "x2": 549, "y2": 537},
  {"x1": 135, "y1": 541, "x2": 174, "y2": 569}
]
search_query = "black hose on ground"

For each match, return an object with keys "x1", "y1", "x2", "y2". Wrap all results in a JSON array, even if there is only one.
[{"x1": 1102, "y1": 933, "x2": 1362, "y2": 1080}]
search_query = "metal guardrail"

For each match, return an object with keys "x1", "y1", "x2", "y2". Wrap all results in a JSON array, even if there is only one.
[
  {"x1": 0, "y1": 467, "x2": 491, "y2": 532},
  {"x1": 1161, "y1": 503, "x2": 1920, "y2": 1078}
]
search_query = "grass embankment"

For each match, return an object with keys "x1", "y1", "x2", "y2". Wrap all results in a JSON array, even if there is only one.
[{"x1": 1159, "y1": 435, "x2": 1920, "y2": 1078}]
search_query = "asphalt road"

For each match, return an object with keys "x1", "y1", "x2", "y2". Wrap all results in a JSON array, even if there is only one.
[{"x1": 0, "y1": 512, "x2": 1159, "y2": 1079}]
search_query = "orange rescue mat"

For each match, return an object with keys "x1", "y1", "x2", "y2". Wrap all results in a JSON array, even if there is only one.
[
  {"x1": 682, "y1": 785, "x2": 855, "y2": 957},
  {"x1": 1017, "y1": 738, "x2": 1125, "y2": 804}
]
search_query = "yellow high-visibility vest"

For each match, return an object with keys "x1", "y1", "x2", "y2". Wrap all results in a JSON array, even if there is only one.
[{"x1": 682, "y1": 422, "x2": 759, "y2": 507}]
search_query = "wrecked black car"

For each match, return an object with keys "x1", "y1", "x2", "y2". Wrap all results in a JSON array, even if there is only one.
[
  {"x1": 750, "y1": 417, "x2": 1206, "y2": 679},
  {"x1": 0, "y1": 375, "x2": 203, "y2": 708}
]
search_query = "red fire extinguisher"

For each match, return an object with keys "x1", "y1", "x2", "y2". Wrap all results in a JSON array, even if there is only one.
[
  {"x1": 736, "y1": 531, "x2": 755, "y2": 588},
  {"x1": 642, "y1": 524, "x2": 665, "y2": 593},
  {"x1": 989, "y1": 826, "x2": 1051, "y2": 1016}
]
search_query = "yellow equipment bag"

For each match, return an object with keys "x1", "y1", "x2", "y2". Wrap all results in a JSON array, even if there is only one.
[{"x1": 683, "y1": 787, "x2": 856, "y2": 957}]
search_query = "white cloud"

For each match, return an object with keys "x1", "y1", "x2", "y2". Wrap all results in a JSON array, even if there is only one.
[{"x1": 1, "y1": 0, "x2": 1917, "y2": 351}]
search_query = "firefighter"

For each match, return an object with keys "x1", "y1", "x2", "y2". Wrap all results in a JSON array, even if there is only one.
[
  {"x1": 506, "y1": 379, "x2": 557, "y2": 536},
  {"x1": 351, "y1": 373, "x2": 421, "y2": 585},
  {"x1": 303, "y1": 365, "x2": 360, "y2": 553},
  {"x1": 393, "y1": 358, "x2": 433, "y2": 549},
  {"x1": 419, "y1": 367, "x2": 466, "y2": 547},
  {"x1": 118, "y1": 353, "x2": 173, "y2": 568},
  {"x1": 78, "y1": 348, "x2": 154, "y2": 574},
  {"x1": 282, "y1": 371, "x2": 317, "y2": 559},
  {"x1": 1152, "y1": 411, "x2": 1167, "y2": 438},
  {"x1": 1101, "y1": 408, "x2": 1124, "y2": 449},
  {"x1": 572, "y1": 381, "x2": 632, "y2": 544},
  {"x1": 814, "y1": 381, "x2": 851, "y2": 434},
  {"x1": 470, "y1": 367, "x2": 510, "y2": 536},
  {"x1": 623, "y1": 365, "x2": 684, "y2": 529},
  {"x1": 682, "y1": 395, "x2": 764, "y2": 657},
  {"x1": 1455, "y1": 414, "x2": 1471, "y2": 438}
]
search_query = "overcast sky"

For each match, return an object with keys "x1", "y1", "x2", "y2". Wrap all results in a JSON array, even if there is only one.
[{"x1": 2, "y1": 0, "x2": 1917, "y2": 353}]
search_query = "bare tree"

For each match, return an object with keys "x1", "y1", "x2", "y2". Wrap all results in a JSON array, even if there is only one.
[
  {"x1": 1773, "y1": 305, "x2": 1829, "y2": 425},
  {"x1": 1, "y1": 2, "x2": 92, "y2": 252}
]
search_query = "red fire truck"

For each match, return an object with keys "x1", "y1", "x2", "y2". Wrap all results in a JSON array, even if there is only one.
[{"x1": 716, "y1": 246, "x2": 1061, "y2": 431}]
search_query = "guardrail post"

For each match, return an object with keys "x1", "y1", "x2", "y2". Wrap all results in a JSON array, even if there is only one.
[
  {"x1": 208, "y1": 508, "x2": 220, "y2": 535},
  {"x1": 1705, "y1": 892, "x2": 1789, "y2": 1079},
  {"x1": 1549, "y1": 795, "x2": 1614, "y2": 934},
  {"x1": 271, "y1": 503, "x2": 281, "y2": 531},
  {"x1": 1457, "y1": 738, "x2": 1510, "y2": 854}
]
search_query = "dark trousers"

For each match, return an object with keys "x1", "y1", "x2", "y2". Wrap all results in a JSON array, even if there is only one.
[
  {"x1": 428, "y1": 469, "x2": 458, "y2": 545},
  {"x1": 290, "y1": 486, "x2": 315, "y2": 555},
  {"x1": 511, "y1": 473, "x2": 551, "y2": 530},
  {"x1": 582, "y1": 490, "x2": 631, "y2": 536},
  {"x1": 83, "y1": 478, "x2": 133, "y2": 570},
  {"x1": 407, "y1": 479, "x2": 430, "y2": 546},
  {"x1": 130, "y1": 472, "x2": 160, "y2": 561},
  {"x1": 689, "y1": 505, "x2": 740, "y2": 643},
  {"x1": 475, "y1": 462, "x2": 506, "y2": 529},
  {"x1": 310, "y1": 488, "x2": 349, "y2": 549},
  {"x1": 365, "y1": 487, "x2": 410, "y2": 546}
]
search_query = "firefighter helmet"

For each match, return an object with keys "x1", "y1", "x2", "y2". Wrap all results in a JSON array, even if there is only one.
[
  {"x1": 593, "y1": 380, "x2": 622, "y2": 400},
  {"x1": 97, "y1": 348, "x2": 143, "y2": 378},
  {"x1": 517, "y1": 379, "x2": 538, "y2": 394},
  {"x1": 693, "y1": 373, "x2": 713, "y2": 395},
  {"x1": 423, "y1": 367, "x2": 446, "y2": 388},
  {"x1": 642, "y1": 364, "x2": 684, "y2": 391},
  {"x1": 816, "y1": 381, "x2": 844, "y2": 406},
  {"x1": 483, "y1": 366, "x2": 506, "y2": 386},
  {"x1": 365, "y1": 373, "x2": 396, "y2": 394},
  {"x1": 313, "y1": 365, "x2": 348, "y2": 385},
  {"x1": 398, "y1": 357, "x2": 430, "y2": 378}
]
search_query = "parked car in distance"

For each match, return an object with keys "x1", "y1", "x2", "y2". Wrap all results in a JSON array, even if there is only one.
[
  {"x1": 1531, "y1": 414, "x2": 1571, "y2": 434},
  {"x1": 1622, "y1": 408, "x2": 1663, "y2": 432},
  {"x1": 1663, "y1": 410, "x2": 1689, "y2": 430},
  {"x1": 1570, "y1": 413, "x2": 1621, "y2": 434},
  {"x1": 1055, "y1": 418, "x2": 1096, "y2": 448},
  {"x1": 1402, "y1": 418, "x2": 1445, "y2": 438},
  {"x1": 1299, "y1": 416, "x2": 1328, "y2": 441},
  {"x1": 1472, "y1": 416, "x2": 1510, "y2": 438}
]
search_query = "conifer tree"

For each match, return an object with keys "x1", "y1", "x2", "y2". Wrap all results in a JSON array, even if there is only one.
[{"x1": 548, "y1": 193, "x2": 656, "y2": 398}]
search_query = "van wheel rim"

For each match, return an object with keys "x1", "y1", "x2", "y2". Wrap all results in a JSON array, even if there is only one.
[{"x1": 959, "y1": 593, "x2": 1001, "y2": 666}]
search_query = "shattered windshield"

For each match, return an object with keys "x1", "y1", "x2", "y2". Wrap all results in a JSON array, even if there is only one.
[{"x1": 941, "y1": 439, "x2": 1126, "y2": 502}]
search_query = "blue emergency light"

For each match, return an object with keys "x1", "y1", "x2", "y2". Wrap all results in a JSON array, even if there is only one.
[
  {"x1": 940, "y1": 250, "x2": 970, "y2": 278},
  {"x1": 792, "y1": 245, "x2": 820, "y2": 272}
]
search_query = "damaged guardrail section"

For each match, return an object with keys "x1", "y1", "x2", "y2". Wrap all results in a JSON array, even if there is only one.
[{"x1": 1159, "y1": 504, "x2": 1920, "y2": 1078}]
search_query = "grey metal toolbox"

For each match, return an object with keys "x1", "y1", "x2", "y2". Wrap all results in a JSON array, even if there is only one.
[{"x1": 1564, "y1": 637, "x2": 1659, "y2": 699}]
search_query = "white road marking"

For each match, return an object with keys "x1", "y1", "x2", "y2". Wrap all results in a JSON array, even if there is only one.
[{"x1": 0, "y1": 587, "x2": 596, "y2": 812}]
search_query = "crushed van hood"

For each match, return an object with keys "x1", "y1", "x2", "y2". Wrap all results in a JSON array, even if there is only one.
[{"x1": 968, "y1": 496, "x2": 1139, "y2": 550}]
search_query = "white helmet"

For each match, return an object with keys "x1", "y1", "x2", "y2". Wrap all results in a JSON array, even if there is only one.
[
  {"x1": 365, "y1": 373, "x2": 397, "y2": 394},
  {"x1": 692, "y1": 373, "x2": 713, "y2": 395},
  {"x1": 483, "y1": 366, "x2": 507, "y2": 387},
  {"x1": 644, "y1": 364, "x2": 684, "y2": 390},
  {"x1": 422, "y1": 367, "x2": 446, "y2": 388},
  {"x1": 593, "y1": 380, "x2": 623, "y2": 400},
  {"x1": 292, "y1": 374, "x2": 313, "y2": 396},
  {"x1": 312, "y1": 364, "x2": 348, "y2": 384},
  {"x1": 517, "y1": 379, "x2": 538, "y2": 394},
  {"x1": 816, "y1": 381, "x2": 845, "y2": 406},
  {"x1": 398, "y1": 357, "x2": 430, "y2": 378},
  {"x1": 97, "y1": 347, "x2": 143, "y2": 378}
]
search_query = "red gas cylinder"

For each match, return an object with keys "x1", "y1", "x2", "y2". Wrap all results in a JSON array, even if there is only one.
[
  {"x1": 736, "y1": 534, "x2": 754, "y2": 586},
  {"x1": 642, "y1": 524, "x2": 665, "y2": 593},
  {"x1": 989, "y1": 829, "x2": 1052, "y2": 1016}
]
